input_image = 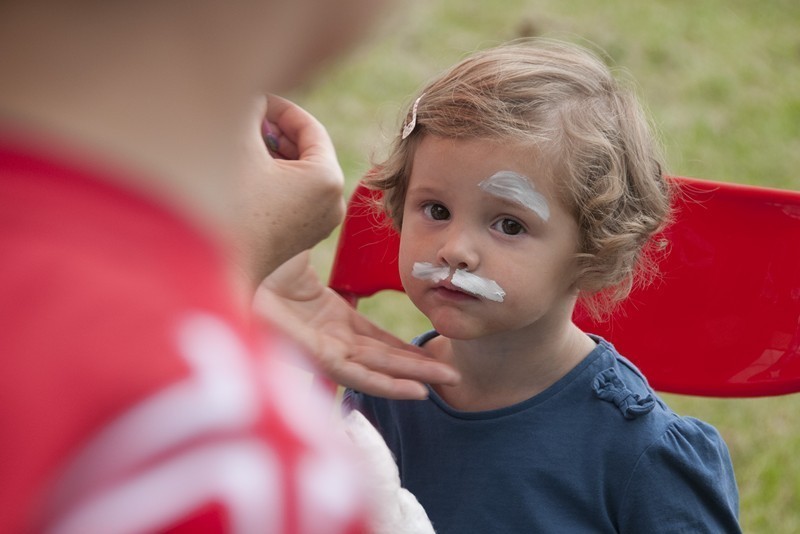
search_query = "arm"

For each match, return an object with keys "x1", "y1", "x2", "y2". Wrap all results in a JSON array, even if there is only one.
[
  {"x1": 617, "y1": 418, "x2": 741, "y2": 533},
  {"x1": 254, "y1": 252, "x2": 460, "y2": 400}
]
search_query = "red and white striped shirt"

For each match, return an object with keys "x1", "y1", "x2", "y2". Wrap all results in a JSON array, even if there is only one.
[{"x1": 0, "y1": 140, "x2": 368, "y2": 534}]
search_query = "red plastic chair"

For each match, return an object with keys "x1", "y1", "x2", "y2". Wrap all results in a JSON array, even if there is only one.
[{"x1": 329, "y1": 177, "x2": 800, "y2": 397}]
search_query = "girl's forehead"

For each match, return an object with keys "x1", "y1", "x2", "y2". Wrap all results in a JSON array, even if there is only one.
[{"x1": 410, "y1": 135, "x2": 556, "y2": 191}]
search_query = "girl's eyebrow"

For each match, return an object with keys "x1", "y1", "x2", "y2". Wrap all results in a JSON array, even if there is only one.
[
  {"x1": 405, "y1": 185, "x2": 443, "y2": 197},
  {"x1": 478, "y1": 170, "x2": 550, "y2": 222}
]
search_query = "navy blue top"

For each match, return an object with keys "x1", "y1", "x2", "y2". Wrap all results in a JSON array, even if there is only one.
[{"x1": 345, "y1": 332, "x2": 741, "y2": 533}]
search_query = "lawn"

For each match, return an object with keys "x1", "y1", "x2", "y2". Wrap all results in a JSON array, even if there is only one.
[{"x1": 289, "y1": 1, "x2": 800, "y2": 531}]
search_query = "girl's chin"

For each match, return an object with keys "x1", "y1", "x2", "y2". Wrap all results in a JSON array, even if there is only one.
[
  {"x1": 409, "y1": 295, "x2": 502, "y2": 339},
  {"x1": 427, "y1": 319, "x2": 488, "y2": 341}
]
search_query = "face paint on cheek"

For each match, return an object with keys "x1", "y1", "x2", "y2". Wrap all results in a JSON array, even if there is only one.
[
  {"x1": 478, "y1": 170, "x2": 550, "y2": 222},
  {"x1": 451, "y1": 269, "x2": 506, "y2": 302}
]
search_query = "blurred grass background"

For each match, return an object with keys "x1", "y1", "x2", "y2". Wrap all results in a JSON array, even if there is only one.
[{"x1": 288, "y1": 1, "x2": 800, "y2": 531}]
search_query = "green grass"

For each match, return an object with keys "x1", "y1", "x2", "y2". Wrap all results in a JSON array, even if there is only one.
[{"x1": 290, "y1": 1, "x2": 800, "y2": 531}]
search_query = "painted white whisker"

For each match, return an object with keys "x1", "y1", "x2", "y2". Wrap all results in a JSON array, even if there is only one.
[
  {"x1": 478, "y1": 170, "x2": 550, "y2": 222},
  {"x1": 451, "y1": 269, "x2": 506, "y2": 303},
  {"x1": 411, "y1": 262, "x2": 450, "y2": 283},
  {"x1": 411, "y1": 262, "x2": 506, "y2": 303}
]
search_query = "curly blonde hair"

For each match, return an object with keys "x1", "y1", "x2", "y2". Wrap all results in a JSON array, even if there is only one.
[{"x1": 367, "y1": 39, "x2": 672, "y2": 319}]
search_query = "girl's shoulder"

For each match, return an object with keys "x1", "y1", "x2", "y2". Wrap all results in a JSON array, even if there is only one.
[{"x1": 587, "y1": 337, "x2": 732, "y2": 463}]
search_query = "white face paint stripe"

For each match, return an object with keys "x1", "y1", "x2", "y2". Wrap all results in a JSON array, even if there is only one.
[
  {"x1": 478, "y1": 170, "x2": 550, "y2": 222},
  {"x1": 411, "y1": 262, "x2": 506, "y2": 303},
  {"x1": 411, "y1": 262, "x2": 450, "y2": 283},
  {"x1": 451, "y1": 270, "x2": 506, "y2": 302}
]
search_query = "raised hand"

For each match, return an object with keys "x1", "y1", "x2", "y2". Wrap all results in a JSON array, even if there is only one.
[{"x1": 230, "y1": 95, "x2": 346, "y2": 288}]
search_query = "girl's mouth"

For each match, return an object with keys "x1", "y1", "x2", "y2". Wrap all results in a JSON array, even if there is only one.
[
  {"x1": 432, "y1": 282, "x2": 480, "y2": 301},
  {"x1": 412, "y1": 262, "x2": 506, "y2": 303}
]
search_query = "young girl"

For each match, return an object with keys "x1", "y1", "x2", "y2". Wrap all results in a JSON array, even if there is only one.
[{"x1": 345, "y1": 39, "x2": 741, "y2": 533}]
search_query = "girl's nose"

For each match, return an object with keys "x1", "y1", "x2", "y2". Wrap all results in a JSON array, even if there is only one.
[{"x1": 436, "y1": 225, "x2": 480, "y2": 271}]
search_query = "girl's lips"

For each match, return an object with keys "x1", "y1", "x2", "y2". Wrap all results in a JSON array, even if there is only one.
[
  {"x1": 411, "y1": 262, "x2": 506, "y2": 303},
  {"x1": 431, "y1": 283, "x2": 479, "y2": 301}
]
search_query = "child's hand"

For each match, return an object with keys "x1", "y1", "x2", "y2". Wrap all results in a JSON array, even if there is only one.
[
  {"x1": 254, "y1": 251, "x2": 460, "y2": 401},
  {"x1": 229, "y1": 95, "x2": 346, "y2": 288}
]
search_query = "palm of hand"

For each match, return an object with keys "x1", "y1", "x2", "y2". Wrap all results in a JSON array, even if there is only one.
[{"x1": 254, "y1": 252, "x2": 459, "y2": 400}]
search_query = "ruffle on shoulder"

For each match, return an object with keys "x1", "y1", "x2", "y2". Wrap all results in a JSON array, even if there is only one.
[{"x1": 592, "y1": 367, "x2": 656, "y2": 420}]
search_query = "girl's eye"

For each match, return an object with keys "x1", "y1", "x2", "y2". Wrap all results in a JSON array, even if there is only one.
[
  {"x1": 494, "y1": 218, "x2": 525, "y2": 236},
  {"x1": 423, "y1": 203, "x2": 450, "y2": 221}
]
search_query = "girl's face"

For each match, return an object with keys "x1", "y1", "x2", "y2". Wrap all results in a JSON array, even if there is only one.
[{"x1": 398, "y1": 135, "x2": 582, "y2": 340}]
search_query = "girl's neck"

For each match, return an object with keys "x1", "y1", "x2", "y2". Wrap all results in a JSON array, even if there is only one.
[{"x1": 428, "y1": 320, "x2": 596, "y2": 412}]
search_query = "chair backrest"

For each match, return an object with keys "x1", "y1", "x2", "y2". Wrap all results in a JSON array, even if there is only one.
[{"x1": 330, "y1": 176, "x2": 800, "y2": 397}]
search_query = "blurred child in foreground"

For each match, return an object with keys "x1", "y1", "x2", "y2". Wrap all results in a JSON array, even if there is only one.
[{"x1": 0, "y1": 1, "x2": 457, "y2": 532}]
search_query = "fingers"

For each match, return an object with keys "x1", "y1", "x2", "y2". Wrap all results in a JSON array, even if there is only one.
[
  {"x1": 346, "y1": 337, "x2": 460, "y2": 386},
  {"x1": 256, "y1": 95, "x2": 297, "y2": 160},
  {"x1": 254, "y1": 254, "x2": 461, "y2": 401},
  {"x1": 345, "y1": 303, "x2": 428, "y2": 351},
  {"x1": 326, "y1": 359, "x2": 431, "y2": 401},
  {"x1": 314, "y1": 332, "x2": 460, "y2": 400},
  {"x1": 313, "y1": 334, "x2": 430, "y2": 400},
  {"x1": 261, "y1": 120, "x2": 298, "y2": 160},
  {"x1": 261, "y1": 95, "x2": 345, "y2": 236},
  {"x1": 265, "y1": 95, "x2": 339, "y2": 168}
]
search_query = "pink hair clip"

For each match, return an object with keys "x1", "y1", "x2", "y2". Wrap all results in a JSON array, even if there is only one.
[{"x1": 401, "y1": 93, "x2": 425, "y2": 140}]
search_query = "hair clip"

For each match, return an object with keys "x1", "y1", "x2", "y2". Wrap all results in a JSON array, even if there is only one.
[{"x1": 401, "y1": 93, "x2": 425, "y2": 140}]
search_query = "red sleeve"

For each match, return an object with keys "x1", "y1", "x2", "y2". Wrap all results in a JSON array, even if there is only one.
[
  {"x1": 32, "y1": 313, "x2": 369, "y2": 534},
  {"x1": 0, "y1": 145, "x2": 369, "y2": 533}
]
